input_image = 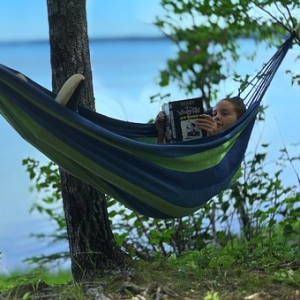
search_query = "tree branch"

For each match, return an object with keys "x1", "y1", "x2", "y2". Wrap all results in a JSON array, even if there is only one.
[
  {"x1": 274, "y1": 2, "x2": 291, "y2": 30},
  {"x1": 250, "y1": 1, "x2": 291, "y2": 33}
]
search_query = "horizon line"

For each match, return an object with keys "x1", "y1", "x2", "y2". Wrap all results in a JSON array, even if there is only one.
[{"x1": 0, "y1": 35, "x2": 167, "y2": 45}]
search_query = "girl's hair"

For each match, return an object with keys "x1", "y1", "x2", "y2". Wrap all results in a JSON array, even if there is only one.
[{"x1": 221, "y1": 97, "x2": 246, "y2": 119}]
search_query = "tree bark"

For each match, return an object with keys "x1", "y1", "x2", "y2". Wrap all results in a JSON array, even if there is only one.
[{"x1": 46, "y1": 0, "x2": 127, "y2": 281}]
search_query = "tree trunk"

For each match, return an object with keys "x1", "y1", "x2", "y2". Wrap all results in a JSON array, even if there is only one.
[{"x1": 46, "y1": 0, "x2": 127, "y2": 281}]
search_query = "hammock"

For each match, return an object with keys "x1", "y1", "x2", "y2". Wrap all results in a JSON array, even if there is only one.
[{"x1": 0, "y1": 32, "x2": 296, "y2": 219}]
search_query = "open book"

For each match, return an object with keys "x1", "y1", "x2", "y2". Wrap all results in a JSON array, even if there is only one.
[{"x1": 162, "y1": 97, "x2": 206, "y2": 143}]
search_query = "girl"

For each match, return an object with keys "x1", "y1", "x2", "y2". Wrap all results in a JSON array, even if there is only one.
[{"x1": 155, "y1": 97, "x2": 246, "y2": 143}]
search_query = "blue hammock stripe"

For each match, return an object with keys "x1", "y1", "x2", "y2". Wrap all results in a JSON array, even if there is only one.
[
  {"x1": 0, "y1": 28, "x2": 293, "y2": 218},
  {"x1": 0, "y1": 64, "x2": 259, "y2": 218}
]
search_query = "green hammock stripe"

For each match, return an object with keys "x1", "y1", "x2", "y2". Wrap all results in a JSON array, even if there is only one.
[
  {"x1": 0, "y1": 95, "x2": 198, "y2": 217},
  {"x1": 42, "y1": 135, "x2": 200, "y2": 217},
  {"x1": 40, "y1": 135, "x2": 199, "y2": 217},
  {"x1": 145, "y1": 132, "x2": 241, "y2": 172},
  {"x1": 1, "y1": 76, "x2": 243, "y2": 174},
  {"x1": 0, "y1": 32, "x2": 294, "y2": 218}
]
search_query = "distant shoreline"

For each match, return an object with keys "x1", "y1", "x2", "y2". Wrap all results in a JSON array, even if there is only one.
[
  {"x1": 0, "y1": 35, "x2": 168, "y2": 46},
  {"x1": 0, "y1": 34, "x2": 275, "y2": 46}
]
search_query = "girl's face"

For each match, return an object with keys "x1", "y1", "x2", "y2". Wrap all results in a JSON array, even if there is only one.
[{"x1": 213, "y1": 100, "x2": 238, "y2": 132}]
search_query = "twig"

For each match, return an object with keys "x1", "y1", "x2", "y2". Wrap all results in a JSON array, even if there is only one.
[
  {"x1": 282, "y1": 4, "x2": 300, "y2": 45},
  {"x1": 275, "y1": 117, "x2": 300, "y2": 186},
  {"x1": 275, "y1": 3, "x2": 292, "y2": 30},
  {"x1": 292, "y1": 22, "x2": 300, "y2": 45},
  {"x1": 249, "y1": 0, "x2": 291, "y2": 33},
  {"x1": 282, "y1": 4, "x2": 296, "y2": 29}
]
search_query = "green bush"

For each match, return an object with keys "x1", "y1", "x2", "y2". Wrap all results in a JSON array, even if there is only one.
[{"x1": 22, "y1": 143, "x2": 299, "y2": 265}]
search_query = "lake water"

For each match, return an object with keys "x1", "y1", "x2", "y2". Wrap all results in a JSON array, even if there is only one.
[{"x1": 0, "y1": 37, "x2": 299, "y2": 273}]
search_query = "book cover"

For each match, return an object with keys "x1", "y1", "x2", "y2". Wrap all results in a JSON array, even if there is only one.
[{"x1": 162, "y1": 97, "x2": 206, "y2": 143}]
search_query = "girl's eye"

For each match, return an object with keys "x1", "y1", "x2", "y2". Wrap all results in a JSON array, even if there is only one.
[{"x1": 221, "y1": 111, "x2": 230, "y2": 116}]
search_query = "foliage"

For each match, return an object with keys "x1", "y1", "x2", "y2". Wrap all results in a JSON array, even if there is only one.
[
  {"x1": 21, "y1": 158, "x2": 69, "y2": 265},
  {"x1": 0, "y1": 269, "x2": 71, "y2": 291},
  {"x1": 1, "y1": 241, "x2": 299, "y2": 299},
  {"x1": 21, "y1": 142, "x2": 300, "y2": 266},
  {"x1": 0, "y1": 269, "x2": 80, "y2": 300},
  {"x1": 152, "y1": 0, "x2": 300, "y2": 108},
  {"x1": 112, "y1": 144, "x2": 300, "y2": 258},
  {"x1": 273, "y1": 269, "x2": 300, "y2": 286}
]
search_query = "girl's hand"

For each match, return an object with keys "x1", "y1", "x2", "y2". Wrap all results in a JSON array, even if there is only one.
[
  {"x1": 194, "y1": 114, "x2": 218, "y2": 136},
  {"x1": 155, "y1": 111, "x2": 166, "y2": 143},
  {"x1": 154, "y1": 111, "x2": 166, "y2": 134}
]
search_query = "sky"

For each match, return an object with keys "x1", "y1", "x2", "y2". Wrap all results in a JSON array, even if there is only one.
[{"x1": 0, "y1": 0, "x2": 164, "y2": 42}]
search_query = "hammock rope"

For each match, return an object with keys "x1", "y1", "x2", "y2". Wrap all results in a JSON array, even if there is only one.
[
  {"x1": 241, "y1": 30, "x2": 295, "y2": 107},
  {"x1": 0, "y1": 32, "x2": 296, "y2": 219}
]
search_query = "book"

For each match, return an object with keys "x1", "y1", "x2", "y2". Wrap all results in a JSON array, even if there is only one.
[{"x1": 162, "y1": 97, "x2": 206, "y2": 143}]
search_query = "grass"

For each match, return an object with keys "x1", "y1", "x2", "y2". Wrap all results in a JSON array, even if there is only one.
[
  {"x1": 0, "y1": 269, "x2": 71, "y2": 289},
  {"x1": 0, "y1": 241, "x2": 299, "y2": 299}
]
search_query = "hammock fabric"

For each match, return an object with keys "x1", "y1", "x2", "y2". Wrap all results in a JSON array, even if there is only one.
[{"x1": 0, "y1": 32, "x2": 295, "y2": 219}]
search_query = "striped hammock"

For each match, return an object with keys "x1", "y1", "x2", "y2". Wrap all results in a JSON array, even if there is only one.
[{"x1": 0, "y1": 32, "x2": 295, "y2": 218}]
